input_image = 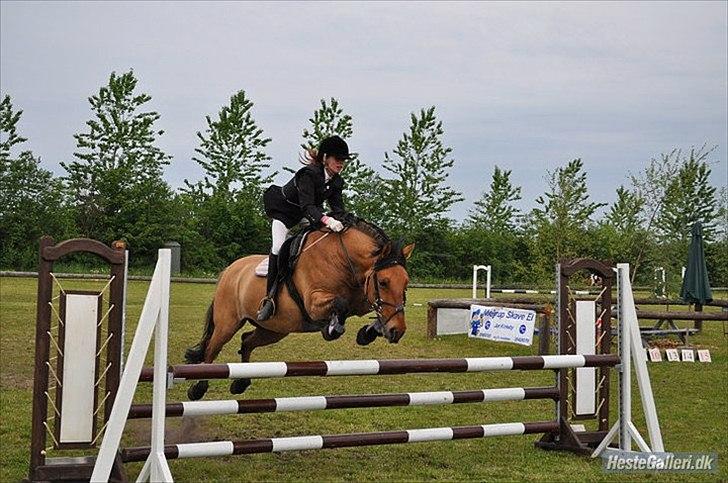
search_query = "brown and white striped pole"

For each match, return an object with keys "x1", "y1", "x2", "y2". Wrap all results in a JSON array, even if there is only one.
[
  {"x1": 122, "y1": 421, "x2": 560, "y2": 462},
  {"x1": 139, "y1": 354, "x2": 620, "y2": 382},
  {"x1": 128, "y1": 386, "x2": 560, "y2": 419}
]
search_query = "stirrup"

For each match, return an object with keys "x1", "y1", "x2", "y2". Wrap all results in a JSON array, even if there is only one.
[{"x1": 256, "y1": 297, "x2": 276, "y2": 321}]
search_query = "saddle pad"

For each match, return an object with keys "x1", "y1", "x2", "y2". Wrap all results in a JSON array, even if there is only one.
[{"x1": 254, "y1": 257, "x2": 268, "y2": 277}]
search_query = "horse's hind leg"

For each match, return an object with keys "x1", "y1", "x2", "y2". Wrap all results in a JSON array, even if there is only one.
[
  {"x1": 187, "y1": 309, "x2": 245, "y2": 401},
  {"x1": 230, "y1": 325, "x2": 288, "y2": 395}
]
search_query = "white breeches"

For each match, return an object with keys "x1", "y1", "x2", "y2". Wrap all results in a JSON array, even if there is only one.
[{"x1": 271, "y1": 220, "x2": 289, "y2": 255}]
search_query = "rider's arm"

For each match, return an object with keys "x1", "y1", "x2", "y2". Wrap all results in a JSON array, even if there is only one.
[
  {"x1": 327, "y1": 181, "x2": 346, "y2": 218},
  {"x1": 296, "y1": 170, "x2": 325, "y2": 225}
]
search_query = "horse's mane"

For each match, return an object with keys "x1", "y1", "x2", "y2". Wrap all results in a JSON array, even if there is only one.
[
  {"x1": 343, "y1": 214, "x2": 408, "y2": 268},
  {"x1": 349, "y1": 217, "x2": 389, "y2": 248}
]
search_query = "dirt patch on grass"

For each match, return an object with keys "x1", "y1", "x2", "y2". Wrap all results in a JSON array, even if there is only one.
[{"x1": 0, "y1": 371, "x2": 33, "y2": 390}]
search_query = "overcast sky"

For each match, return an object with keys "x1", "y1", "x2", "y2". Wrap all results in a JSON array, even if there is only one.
[{"x1": 2, "y1": 1, "x2": 726, "y2": 221}]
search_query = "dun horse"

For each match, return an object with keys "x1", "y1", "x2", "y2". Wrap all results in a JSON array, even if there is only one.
[{"x1": 184, "y1": 218, "x2": 414, "y2": 400}]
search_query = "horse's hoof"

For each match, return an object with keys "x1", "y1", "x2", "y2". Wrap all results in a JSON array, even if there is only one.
[
  {"x1": 230, "y1": 378, "x2": 251, "y2": 394},
  {"x1": 356, "y1": 325, "x2": 378, "y2": 346},
  {"x1": 322, "y1": 324, "x2": 345, "y2": 341},
  {"x1": 188, "y1": 381, "x2": 209, "y2": 401}
]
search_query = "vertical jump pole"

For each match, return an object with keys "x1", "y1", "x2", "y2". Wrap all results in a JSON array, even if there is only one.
[
  {"x1": 591, "y1": 263, "x2": 664, "y2": 457},
  {"x1": 146, "y1": 250, "x2": 172, "y2": 482},
  {"x1": 91, "y1": 249, "x2": 171, "y2": 482}
]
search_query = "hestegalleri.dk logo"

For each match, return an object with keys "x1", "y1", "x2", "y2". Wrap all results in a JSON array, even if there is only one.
[{"x1": 602, "y1": 451, "x2": 718, "y2": 473}]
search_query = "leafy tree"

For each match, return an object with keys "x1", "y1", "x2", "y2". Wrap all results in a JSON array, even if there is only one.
[
  {"x1": 461, "y1": 166, "x2": 524, "y2": 284},
  {"x1": 378, "y1": 106, "x2": 463, "y2": 278},
  {"x1": 657, "y1": 146, "x2": 719, "y2": 243},
  {"x1": 468, "y1": 166, "x2": 521, "y2": 231},
  {"x1": 604, "y1": 186, "x2": 644, "y2": 232},
  {"x1": 61, "y1": 70, "x2": 180, "y2": 262},
  {"x1": 182, "y1": 90, "x2": 273, "y2": 267},
  {"x1": 627, "y1": 146, "x2": 719, "y2": 285},
  {"x1": 187, "y1": 90, "x2": 274, "y2": 196},
  {"x1": 529, "y1": 159, "x2": 605, "y2": 274},
  {"x1": 300, "y1": 98, "x2": 386, "y2": 224},
  {"x1": 0, "y1": 94, "x2": 24, "y2": 158},
  {"x1": 0, "y1": 95, "x2": 73, "y2": 268},
  {"x1": 381, "y1": 106, "x2": 463, "y2": 235},
  {"x1": 705, "y1": 187, "x2": 727, "y2": 287},
  {"x1": 627, "y1": 149, "x2": 683, "y2": 280},
  {"x1": 592, "y1": 186, "x2": 651, "y2": 271}
]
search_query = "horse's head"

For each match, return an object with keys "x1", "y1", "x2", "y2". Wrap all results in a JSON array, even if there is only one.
[{"x1": 358, "y1": 241, "x2": 415, "y2": 345}]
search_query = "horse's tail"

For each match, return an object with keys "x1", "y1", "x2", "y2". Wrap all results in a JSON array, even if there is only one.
[{"x1": 184, "y1": 303, "x2": 215, "y2": 364}]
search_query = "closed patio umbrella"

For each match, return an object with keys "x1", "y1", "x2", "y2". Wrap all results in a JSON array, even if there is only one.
[{"x1": 680, "y1": 222, "x2": 713, "y2": 330}]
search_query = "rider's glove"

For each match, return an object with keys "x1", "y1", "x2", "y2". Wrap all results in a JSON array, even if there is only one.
[{"x1": 321, "y1": 215, "x2": 344, "y2": 232}]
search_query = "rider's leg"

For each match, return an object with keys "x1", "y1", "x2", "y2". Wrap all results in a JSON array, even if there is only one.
[{"x1": 257, "y1": 219, "x2": 289, "y2": 321}]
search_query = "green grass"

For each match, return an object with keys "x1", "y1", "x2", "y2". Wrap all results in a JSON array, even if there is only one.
[{"x1": 1, "y1": 277, "x2": 726, "y2": 481}]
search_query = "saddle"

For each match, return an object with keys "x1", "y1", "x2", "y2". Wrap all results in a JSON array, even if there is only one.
[{"x1": 254, "y1": 229, "x2": 312, "y2": 278}]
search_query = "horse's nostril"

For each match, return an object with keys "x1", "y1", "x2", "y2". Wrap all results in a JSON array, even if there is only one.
[{"x1": 389, "y1": 329, "x2": 399, "y2": 343}]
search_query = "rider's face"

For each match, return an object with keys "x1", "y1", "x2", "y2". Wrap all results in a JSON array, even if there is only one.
[{"x1": 324, "y1": 154, "x2": 345, "y2": 175}]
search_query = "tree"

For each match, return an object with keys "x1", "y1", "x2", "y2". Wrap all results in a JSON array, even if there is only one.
[
  {"x1": 604, "y1": 185, "x2": 644, "y2": 232},
  {"x1": 657, "y1": 146, "x2": 719, "y2": 243},
  {"x1": 381, "y1": 106, "x2": 463, "y2": 235},
  {"x1": 463, "y1": 166, "x2": 523, "y2": 284},
  {"x1": 705, "y1": 187, "x2": 727, "y2": 287},
  {"x1": 300, "y1": 98, "x2": 386, "y2": 224},
  {"x1": 187, "y1": 90, "x2": 274, "y2": 196},
  {"x1": 378, "y1": 106, "x2": 463, "y2": 278},
  {"x1": 468, "y1": 166, "x2": 521, "y2": 231},
  {"x1": 592, "y1": 186, "x2": 650, "y2": 271},
  {"x1": 61, "y1": 70, "x2": 180, "y2": 262},
  {"x1": 182, "y1": 90, "x2": 273, "y2": 267},
  {"x1": 1, "y1": 95, "x2": 73, "y2": 268},
  {"x1": 529, "y1": 159, "x2": 605, "y2": 273},
  {"x1": 628, "y1": 146, "x2": 719, "y2": 284},
  {"x1": 627, "y1": 149, "x2": 683, "y2": 281}
]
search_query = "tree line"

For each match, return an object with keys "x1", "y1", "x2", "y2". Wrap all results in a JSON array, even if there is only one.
[{"x1": 2, "y1": 70, "x2": 726, "y2": 290}]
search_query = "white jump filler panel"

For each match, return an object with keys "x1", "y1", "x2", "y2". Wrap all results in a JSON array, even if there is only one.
[
  {"x1": 60, "y1": 294, "x2": 99, "y2": 444},
  {"x1": 435, "y1": 308, "x2": 470, "y2": 335},
  {"x1": 575, "y1": 301, "x2": 596, "y2": 416}
]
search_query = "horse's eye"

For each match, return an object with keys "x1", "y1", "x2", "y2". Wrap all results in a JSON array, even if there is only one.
[{"x1": 379, "y1": 279, "x2": 389, "y2": 288}]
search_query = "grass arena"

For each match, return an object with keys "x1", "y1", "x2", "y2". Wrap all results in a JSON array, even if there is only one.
[{"x1": 1, "y1": 244, "x2": 727, "y2": 481}]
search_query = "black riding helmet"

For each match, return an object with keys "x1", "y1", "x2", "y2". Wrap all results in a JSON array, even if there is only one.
[{"x1": 319, "y1": 135, "x2": 350, "y2": 161}]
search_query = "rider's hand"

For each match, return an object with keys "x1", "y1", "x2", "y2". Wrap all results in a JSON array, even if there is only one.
[{"x1": 321, "y1": 216, "x2": 344, "y2": 232}]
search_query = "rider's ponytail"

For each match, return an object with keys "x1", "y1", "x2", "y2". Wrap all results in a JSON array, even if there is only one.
[{"x1": 299, "y1": 147, "x2": 324, "y2": 165}]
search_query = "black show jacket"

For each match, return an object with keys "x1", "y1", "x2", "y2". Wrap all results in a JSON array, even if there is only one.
[{"x1": 264, "y1": 163, "x2": 346, "y2": 228}]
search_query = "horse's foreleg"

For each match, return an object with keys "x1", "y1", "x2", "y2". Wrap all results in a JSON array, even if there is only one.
[
  {"x1": 307, "y1": 291, "x2": 349, "y2": 341},
  {"x1": 187, "y1": 312, "x2": 245, "y2": 401},
  {"x1": 230, "y1": 326, "x2": 288, "y2": 395},
  {"x1": 321, "y1": 296, "x2": 349, "y2": 341}
]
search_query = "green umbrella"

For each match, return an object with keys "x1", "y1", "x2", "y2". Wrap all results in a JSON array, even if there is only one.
[{"x1": 680, "y1": 221, "x2": 713, "y2": 306}]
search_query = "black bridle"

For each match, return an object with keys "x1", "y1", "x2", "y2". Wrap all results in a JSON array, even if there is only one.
[{"x1": 363, "y1": 259, "x2": 407, "y2": 336}]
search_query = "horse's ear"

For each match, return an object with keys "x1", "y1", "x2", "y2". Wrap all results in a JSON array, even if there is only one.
[
  {"x1": 402, "y1": 243, "x2": 415, "y2": 260},
  {"x1": 380, "y1": 242, "x2": 392, "y2": 258}
]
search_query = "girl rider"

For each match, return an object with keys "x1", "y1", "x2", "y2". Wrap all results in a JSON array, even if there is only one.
[{"x1": 257, "y1": 135, "x2": 350, "y2": 321}]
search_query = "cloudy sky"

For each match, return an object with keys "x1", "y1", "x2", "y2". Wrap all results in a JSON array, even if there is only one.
[{"x1": 2, "y1": 1, "x2": 726, "y2": 221}]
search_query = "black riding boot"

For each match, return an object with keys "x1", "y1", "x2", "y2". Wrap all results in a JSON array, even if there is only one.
[{"x1": 256, "y1": 253, "x2": 278, "y2": 321}]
